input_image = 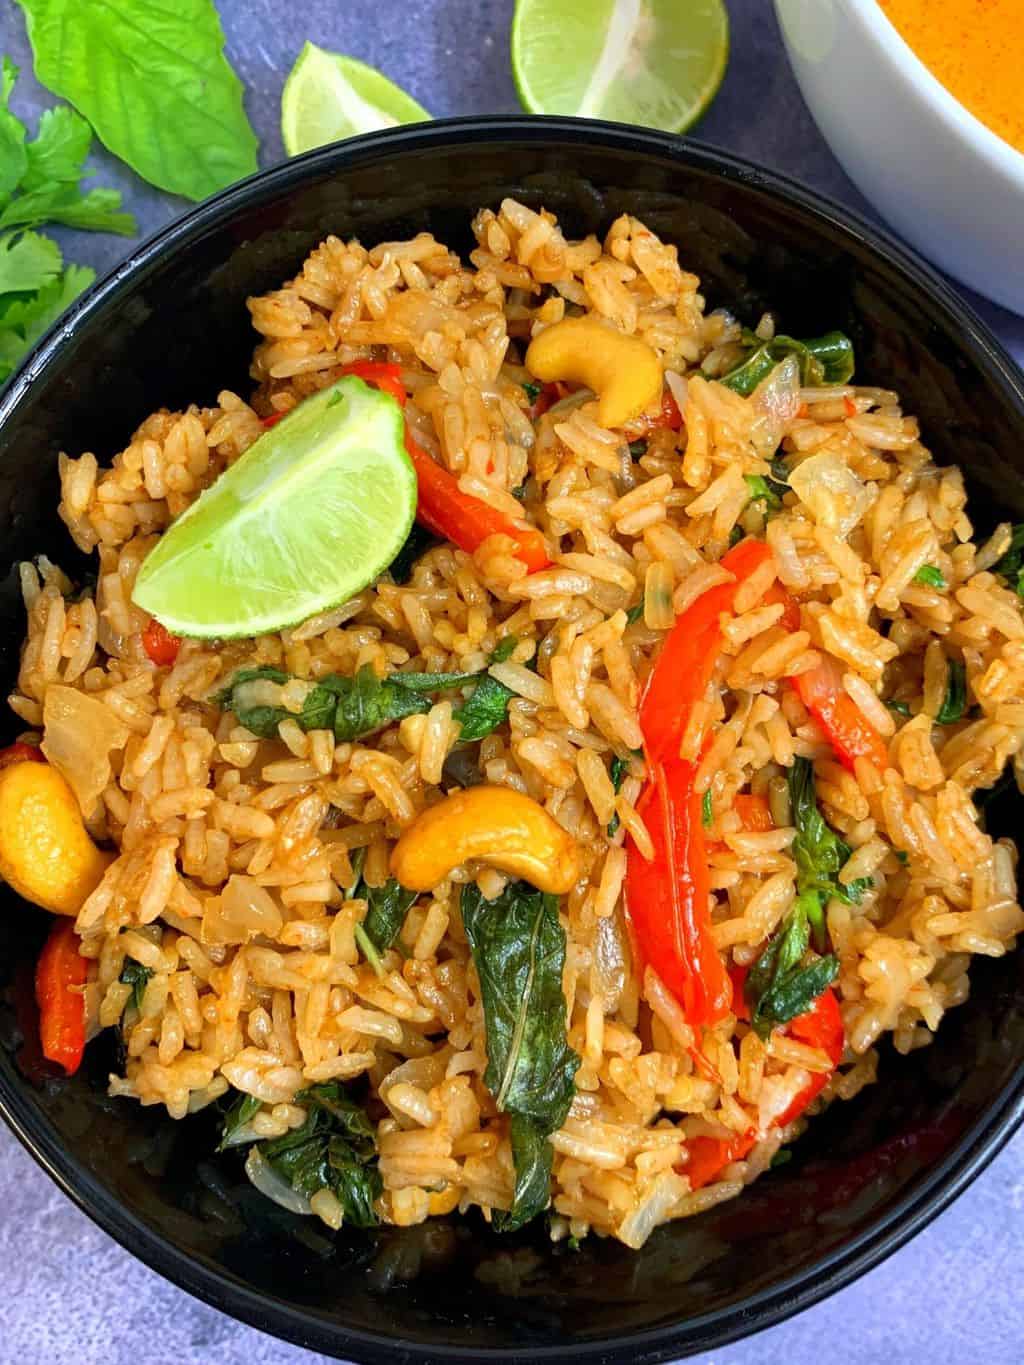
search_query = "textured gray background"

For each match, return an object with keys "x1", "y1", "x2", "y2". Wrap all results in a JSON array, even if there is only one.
[{"x1": 1, "y1": 1, "x2": 1023, "y2": 1362}]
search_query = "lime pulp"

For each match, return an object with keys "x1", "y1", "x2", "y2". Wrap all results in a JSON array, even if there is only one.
[{"x1": 281, "y1": 42, "x2": 430, "y2": 156}]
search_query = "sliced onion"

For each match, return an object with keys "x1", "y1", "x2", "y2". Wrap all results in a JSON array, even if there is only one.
[
  {"x1": 789, "y1": 449, "x2": 870, "y2": 539},
  {"x1": 42, "y1": 684, "x2": 131, "y2": 818},
  {"x1": 593, "y1": 910, "x2": 630, "y2": 1014},
  {"x1": 749, "y1": 353, "x2": 801, "y2": 457},
  {"x1": 244, "y1": 1146, "x2": 312, "y2": 1216}
]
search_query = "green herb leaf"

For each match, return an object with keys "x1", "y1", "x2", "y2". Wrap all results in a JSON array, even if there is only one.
[
  {"x1": 461, "y1": 880, "x2": 580, "y2": 1232},
  {"x1": 625, "y1": 602, "x2": 644, "y2": 625},
  {"x1": 721, "y1": 330, "x2": 855, "y2": 396},
  {"x1": 16, "y1": 0, "x2": 259, "y2": 201},
  {"x1": 218, "y1": 1090, "x2": 261, "y2": 1151},
  {"x1": 388, "y1": 522, "x2": 440, "y2": 584},
  {"x1": 523, "y1": 379, "x2": 541, "y2": 403},
  {"x1": 0, "y1": 228, "x2": 61, "y2": 295},
  {"x1": 119, "y1": 956, "x2": 152, "y2": 1012},
  {"x1": 0, "y1": 181, "x2": 134, "y2": 234},
  {"x1": 770, "y1": 1147, "x2": 793, "y2": 1168},
  {"x1": 255, "y1": 1081, "x2": 381, "y2": 1228},
  {"x1": 607, "y1": 755, "x2": 629, "y2": 836},
  {"x1": 20, "y1": 103, "x2": 90, "y2": 188},
  {"x1": 701, "y1": 789, "x2": 713, "y2": 828},
  {"x1": 628, "y1": 439, "x2": 647, "y2": 459},
  {"x1": 490, "y1": 635, "x2": 518, "y2": 664},
  {"x1": 886, "y1": 699, "x2": 912, "y2": 717},
  {"x1": 361, "y1": 879, "x2": 418, "y2": 955},
  {"x1": 728, "y1": 525, "x2": 744, "y2": 548},
  {"x1": 787, "y1": 757, "x2": 867, "y2": 953},
  {"x1": 990, "y1": 523, "x2": 1024, "y2": 597},
  {"x1": 935, "y1": 658, "x2": 967, "y2": 724},
  {"x1": 744, "y1": 473, "x2": 785, "y2": 514},
  {"x1": 453, "y1": 674, "x2": 513, "y2": 742},
  {"x1": 216, "y1": 662, "x2": 478, "y2": 743},
  {"x1": 913, "y1": 564, "x2": 947, "y2": 590},
  {"x1": 0, "y1": 58, "x2": 28, "y2": 199},
  {"x1": 0, "y1": 260, "x2": 93, "y2": 382}
]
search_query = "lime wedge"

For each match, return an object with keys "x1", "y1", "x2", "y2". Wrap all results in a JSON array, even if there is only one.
[
  {"x1": 281, "y1": 42, "x2": 431, "y2": 156},
  {"x1": 511, "y1": 0, "x2": 729, "y2": 131},
  {"x1": 132, "y1": 378, "x2": 416, "y2": 638}
]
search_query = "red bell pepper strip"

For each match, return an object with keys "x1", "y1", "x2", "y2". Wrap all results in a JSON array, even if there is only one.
[
  {"x1": 404, "y1": 430, "x2": 550, "y2": 573},
  {"x1": 142, "y1": 618, "x2": 181, "y2": 667},
  {"x1": 628, "y1": 755, "x2": 730, "y2": 1024},
  {"x1": 684, "y1": 969, "x2": 844, "y2": 1189},
  {"x1": 530, "y1": 380, "x2": 570, "y2": 420},
  {"x1": 0, "y1": 741, "x2": 45, "y2": 772},
  {"x1": 306, "y1": 360, "x2": 550, "y2": 574},
  {"x1": 35, "y1": 918, "x2": 88, "y2": 1076},
  {"x1": 640, "y1": 537, "x2": 775, "y2": 764},
  {"x1": 261, "y1": 410, "x2": 287, "y2": 429},
  {"x1": 339, "y1": 360, "x2": 408, "y2": 408},
  {"x1": 626, "y1": 539, "x2": 777, "y2": 1029},
  {"x1": 792, "y1": 653, "x2": 889, "y2": 773},
  {"x1": 733, "y1": 793, "x2": 774, "y2": 832}
]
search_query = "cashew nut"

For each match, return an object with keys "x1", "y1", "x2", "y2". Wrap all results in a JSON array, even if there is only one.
[
  {"x1": 525, "y1": 315, "x2": 663, "y2": 430},
  {"x1": 0, "y1": 760, "x2": 113, "y2": 915},
  {"x1": 389, "y1": 785, "x2": 580, "y2": 895}
]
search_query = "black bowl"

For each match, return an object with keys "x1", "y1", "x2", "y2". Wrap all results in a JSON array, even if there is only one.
[{"x1": 1, "y1": 117, "x2": 1023, "y2": 1364}]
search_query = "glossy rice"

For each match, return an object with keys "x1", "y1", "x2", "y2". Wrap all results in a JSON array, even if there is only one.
[{"x1": 13, "y1": 200, "x2": 1024, "y2": 1248}]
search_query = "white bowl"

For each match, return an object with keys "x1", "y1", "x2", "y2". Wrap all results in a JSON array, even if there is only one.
[{"x1": 775, "y1": 0, "x2": 1024, "y2": 314}]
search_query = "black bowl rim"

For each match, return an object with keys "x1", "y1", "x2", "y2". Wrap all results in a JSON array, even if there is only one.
[{"x1": 1, "y1": 114, "x2": 1024, "y2": 1364}]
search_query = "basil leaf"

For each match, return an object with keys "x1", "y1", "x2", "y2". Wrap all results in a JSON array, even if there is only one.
[
  {"x1": 913, "y1": 564, "x2": 947, "y2": 590},
  {"x1": 361, "y1": 879, "x2": 418, "y2": 955},
  {"x1": 728, "y1": 525, "x2": 744, "y2": 548},
  {"x1": 886, "y1": 699, "x2": 912, "y2": 717},
  {"x1": 218, "y1": 1090, "x2": 261, "y2": 1151},
  {"x1": 217, "y1": 662, "x2": 477, "y2": 743},
  {"x1": 990, "y1": 523, "x2": 1024, "y2": 596},
  {"x1": 523, "y1": 380, "x2": 541, "y2": 403},
  {"x1": 935, "y1": 658, "x2": 967, "y2": 725},
  {"x1": 759, "y1": 954, "x2": 839, "y2": 1030},
  {"x1": 388, "y1": 522, "x2": 440, "y2": 584},
  {"x1": 625, "y1": 602, "x2": 644, "y2": 625},
  {"x1": 701, "y1": 789, "x2": 713, "y2": 828},
  {"x1": 490, "y1": 636, "x2": 518, "y2": 664},
  {"x1": 721, "y1": 329, "x2": 855, "y2": 396},
  {"x1": 495, "y1": 1115, "x2": 555, "y2": 1234},
  {"x1": 255, "y1": 1081, "x2": 382, "y2": 1228},
  {"x1": 744, "y1": 473, "x2": 785, "y2": 514},
  {"x1": 453, "y1": 673, "x2": 513, "y2": 742},
  {"x1": 607, "y1": 755, "x2": 629, "y2": 837},
  {"x1": 628, "y1": 439, "x2": 647, "y2": 459},
  {"x1": 461, "y1": 880, "x2": 580, "y2": 1231},
  {"x1": 789, "y1": 757, "x2": 866, "y2": 908},
  {"x1": 119, "y1": 956, "x2": 152, "y2": 1012},
  {"x1": 16, "y1": 0, "x2": 259, "y2": 201}
]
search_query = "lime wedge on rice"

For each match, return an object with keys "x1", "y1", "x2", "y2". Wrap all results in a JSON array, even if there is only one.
[
  {"x1": 511, "y1": 0, "x2": 729, "y2": 131},
  {"x1": 132, "y1": 378, "x2": 416, "y2": 638},
  {"x1": 281, "y1": 42, "x2": 431, "y2": 155}
]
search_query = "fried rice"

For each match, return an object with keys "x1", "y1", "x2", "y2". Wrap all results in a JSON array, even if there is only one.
[{"x1": 12, "y1": 198, "x2": 1024, "y2": 1249}]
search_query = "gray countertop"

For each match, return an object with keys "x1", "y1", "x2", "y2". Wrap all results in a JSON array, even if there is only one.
[{"x1": 1, "y1": 2, "x2": 1022, "y2": 1361}]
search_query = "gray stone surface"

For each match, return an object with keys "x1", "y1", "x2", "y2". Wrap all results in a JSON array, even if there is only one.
[{"x1": 1, "y1": 1, "x2": 1022, "y2": 1361}]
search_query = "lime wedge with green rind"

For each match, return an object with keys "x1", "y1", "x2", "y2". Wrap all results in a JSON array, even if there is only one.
[
  {"x1": 511, "y1": 0, "x2": 729, "y2": 132},
  {"x1": 282, "y1": 42, "x2": 430, "y2": 156},
  {"x1": 132, "y1": 378, "x2": 416, "y2": 638}
]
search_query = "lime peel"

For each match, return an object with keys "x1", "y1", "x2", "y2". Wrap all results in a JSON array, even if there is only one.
[
  {"x1": 132, "y1": 378, "x2": 417, "y2": 639},
  {"x1": 281, "y1": 42, "x2": 431, "y2": 156}
]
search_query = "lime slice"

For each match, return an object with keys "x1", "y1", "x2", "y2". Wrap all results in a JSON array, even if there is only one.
[
  {"x1": 132, "y1": 378, "x2": 416, "y2": 638},
  {"x1": 281, "y1": 42, "x2": 430, "y2": 156},
  {"x1": 511, "y1": 0, "x2": 729, "y2": 131}
]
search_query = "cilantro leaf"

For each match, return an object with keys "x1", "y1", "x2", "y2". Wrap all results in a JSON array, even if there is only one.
[
  {"x1": 0, "y1": 229, "x2": 61, "y2": 295},
  {"x1": 0, "y1": 57, "x2": 27, "y2": 200},
  {"x1": 20, "y1": 103, "x2": 91, "y2": 189},
  {"x1": 0, "y1": 181, "x2": 135, "y2": 234},
  {"x1": 935, "y1": 658, "x2": 967, "y2": 725},
  {"x1": 0, "y1": 260, "x2": 94, "y2": 381}
]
